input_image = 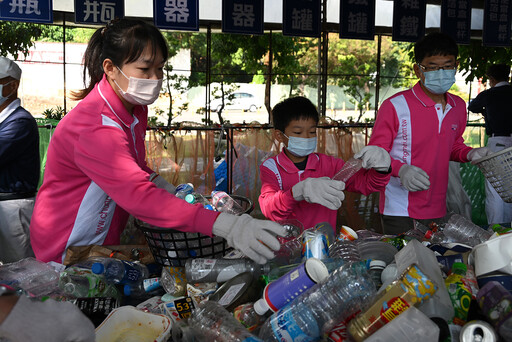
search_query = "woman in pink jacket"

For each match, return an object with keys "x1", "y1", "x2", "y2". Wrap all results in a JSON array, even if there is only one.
[{"x1": 30, "y1": 19, "x2": 285, "y2": 264}]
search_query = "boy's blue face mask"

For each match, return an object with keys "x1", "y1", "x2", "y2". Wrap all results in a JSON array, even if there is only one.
[
  {"x1": 420, "y1": 67, "x2": 456, "y2": 95},
  {"x1": 283, "y1": 134, "x2": 317, "y2": 157}
]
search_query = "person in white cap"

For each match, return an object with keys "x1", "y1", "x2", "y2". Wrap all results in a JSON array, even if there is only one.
[{"x1": 0, "y1": 56, "x2": 40, "y2": 263}]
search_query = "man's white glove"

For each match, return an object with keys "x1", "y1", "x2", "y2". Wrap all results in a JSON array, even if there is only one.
[
  {"x1": 292, "y1": 177, "x2": 345, "y2": 210},
  {"x1": 354, "y1": 145, "x2": 391, "y2": 172},
  {"x1": 398, "y1": 164, "x2": 430, "y2": 192},
  {"x1": 212, "y1": 213, "x2": 287, "y2": 264},
  {"x1": 467, "y1": 147, "x2": 492, "y2": 162},
  {"x1": 151, "y1": 173, "x2": 176, "y2": 194}
]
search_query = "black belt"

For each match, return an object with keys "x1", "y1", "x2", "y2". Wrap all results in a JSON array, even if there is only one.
[{"x1": 0, "y1": 192, "x2": 36, "y2": 201}]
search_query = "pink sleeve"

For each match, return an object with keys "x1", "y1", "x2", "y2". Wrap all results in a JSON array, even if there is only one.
[
  {"x1": 368, "y1": 100, "x2": 404, "y2": 177},
  {"x1": 345, "y1": 168, "x2": 391, "y2": 195},
  {"x1": 258, "y1": 163, "x2": 299, "y2": 222},
  {"x1": 450, "y1": 108, "x2": 472, "y2": 162},
  {"x1": 75, "y1": 125, "x2": 219, "y2": 236}
]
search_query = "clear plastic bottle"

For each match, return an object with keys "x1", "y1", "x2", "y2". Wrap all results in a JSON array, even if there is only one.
[
  {"x1": 185, "y1": 258, "x2": 269, "y2": 283},
  {"x1": 123, "y1": 277, "x2": 164, "y2": 299},
  {"x1": 175, "y1": 183, "x2": 194, "y2": 199},
  {"x1": 210, "y1": 190, "x2": 245, "y2": 215},
  {"x1": 184, "y1": 192, "x2": 213, "y2": 209},
  {"x1": 328, "y1": 240, "x2": 361, "y2": 262},
  {"x1": 368, "y1": 260, "x2": 386, "y2": 289},
  {"x1": 59, "y1": 266, "x2": 120, "y2": 298},
  {"x1": 91, "y1": 259, "x2": 149, "y2": 285},
  {"x1": 233, "y1": 302, "x2": 268, "y2": 333},
  {"x1": 258, "y1": 261, "x2": 376, "y2": 341},
  {"x1": 188, "y1": 300, "x2": 264, "y2": 341},
  {"x1": 424, "y1": 229, "x2": 452, "y2": 244},
  {"x1": 332, "y1": 157, "x2": 363, "y2": 182},
  {"x1": 442, "y1": 213, "x2": 492, "y2": 247},
  {"x1": 301, "y1": 222, "x2": 335, "y2": 261}
]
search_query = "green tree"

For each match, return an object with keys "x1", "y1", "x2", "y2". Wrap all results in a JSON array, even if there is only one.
[
  {"x1": 458, "y1": 41, "x2": 512, "y2": 83},
  {"x1": 0, "y1": 22, "x2": 42, "y2": 57}
]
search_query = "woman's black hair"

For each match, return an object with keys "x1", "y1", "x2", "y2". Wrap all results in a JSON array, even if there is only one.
[
  {"x1": 272, "y1": 96, "x2": 319, "y2": 132},
  {"x1": 414, "y1": 32, "x2": 458, "y2": 64},
  {"x1": 72, "y1": 18, "x2": 168, "y2": 100}
]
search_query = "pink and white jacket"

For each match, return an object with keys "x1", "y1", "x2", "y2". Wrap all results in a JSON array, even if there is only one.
[
  {"x1": 30, "y1": 76, "x2": 219, "y2": 263},
  {"x1": 259, "y1": 151, "x2": 390, "y2": 229},
  {"x1": 369, "y1": 82, "x2": 472, "y2": 220}
]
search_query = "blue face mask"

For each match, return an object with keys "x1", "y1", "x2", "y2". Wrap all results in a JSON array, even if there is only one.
[
  {"x1": 421, "y1": 68, "x2": 456, "y2": 94},
  {"x1": 0, "y1": 81, "x2": 13, "y2": 107},
  {"x1": 283, "y1": 134, "x2": 317, "y2": 157}
]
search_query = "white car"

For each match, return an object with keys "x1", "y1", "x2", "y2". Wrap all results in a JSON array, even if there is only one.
[{"x1": 211, "y1": 92, "x2": 261, "y2": 112}]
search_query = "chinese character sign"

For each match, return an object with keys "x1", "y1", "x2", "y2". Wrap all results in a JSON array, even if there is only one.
[
  {"x1": 75, "y1": 0, "x2": 124, "y2": 25},
  {"x1": 340, "y1": 0, "x2": 376, "y2": 40},
  {"x1": 283, "y1": 0, "x2": 321, "y2": 38},
  {"x1": 154, "y1": 0, "x2": 199, "y2": 31},
  {"x1": 441, "y1": 0, "x2": 472, "y2": 45},
  {"x1": 222, "y1": 0, "x2": 264, "y2": 35},
  {"x1": 0, "y1": 0, "x2": 52, "y2": 23},
  {"x1": 392, "y1": 0, "x2": 426, "y2": 42},
  {"x1": 483, "y1": 0, "x2": 512, "y2": 46}
]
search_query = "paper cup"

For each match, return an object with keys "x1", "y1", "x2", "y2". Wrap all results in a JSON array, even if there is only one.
[{"x1": 338, "y1": 225, "x2": 358, "y2": 241}]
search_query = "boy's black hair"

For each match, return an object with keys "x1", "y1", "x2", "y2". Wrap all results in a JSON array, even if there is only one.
[
  {"x1": 414, "y1": 32, "x2": 458, "y2": 63},
  {"x1": 486, "y1": 64, "x2": 510, "y2": 82},
  {"x1": 272, "y1": 96, "x2": 319, "y2": 132}
]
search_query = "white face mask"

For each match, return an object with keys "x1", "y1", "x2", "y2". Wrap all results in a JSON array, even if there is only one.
[
  {"x1": 283, "y1": 134, "x2": 317, "y2": 157},
  {"x1": 114, "y1": 67, "x2": 162, "y2": 106},
  {"x1": 0, "y1": 81, "x2": 14, "y2": 107}
]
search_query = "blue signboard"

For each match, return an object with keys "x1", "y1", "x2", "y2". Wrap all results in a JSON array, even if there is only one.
[
  {"x1": 222, "y1": 0, "x2": 264, "y2": 35},
  {"x1": 154, "y1": 0, "x2": 199, "y2": 31},
  {"x1": 392, "y1": 0, "x2": 426, "y2": 42},
  {"x1": 0, "y1": 0, "x2": 53, "y2": 23},
  {"x1": 483, "y1": 0, "x2": 512, "y2": 47},
  {"x1": 340, "y1": 0, "x2": 376, "y2": 40},
  {"x1": 441, "y1": 0, "x2": 472, "y2": 45},
  {"x1": 283, "y1": 0, "x2": 321, "y2": 38},
  {"x1": 75, "y1": 0, "x2": 124, "y2": 25}
]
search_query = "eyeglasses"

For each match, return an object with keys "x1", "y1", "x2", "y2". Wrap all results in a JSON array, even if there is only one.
[{"x1": 417, "y1": 63, "x2": 457, "y2": 72}]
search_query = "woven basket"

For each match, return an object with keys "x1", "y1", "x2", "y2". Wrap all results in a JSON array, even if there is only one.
[{"x1": 473, "y1": 146, "x2": 512, "y2": 203}]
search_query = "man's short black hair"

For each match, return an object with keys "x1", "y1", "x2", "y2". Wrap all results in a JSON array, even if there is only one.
[
  {"x1": 486, "y1": 64, "x2": 510, "y2": 82},
  {"x1": 414, "y1": 32, "x2": 458, "y2": 63},
  {"x1": 272, "y1": 96, "x2": 319, "y2": 132}
]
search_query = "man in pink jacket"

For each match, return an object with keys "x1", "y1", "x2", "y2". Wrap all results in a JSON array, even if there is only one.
[
  {"x1": 368, "y1": 32, "x2": 491, "y2": 234},
  {"x1": 259, "y1": 96, "x2": 391, "y2": 231}
]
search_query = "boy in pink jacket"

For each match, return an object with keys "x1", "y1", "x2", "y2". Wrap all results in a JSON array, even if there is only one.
[{"x1": 259, "y1": 96, "x2": 392, "y2": 231}]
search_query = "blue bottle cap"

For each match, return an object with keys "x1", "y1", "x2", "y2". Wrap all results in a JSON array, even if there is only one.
[
  {"x1": 123, "y1": 284, "x2": 131, "y2": 296},
  {"x1": 203, "y1": 204, "x2": 214, "y2": 211},
  {"x1": 91, "y1": 262, "x2": 105, "y2": 274}
]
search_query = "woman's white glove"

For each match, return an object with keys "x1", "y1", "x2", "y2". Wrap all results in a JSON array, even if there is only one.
[
  {"x1": 151, "y1": 173, "x2": 176, "y2": 194},
  {"x1": 398, "y1": 164, "x2": 430, "y2": 191},
  {"x1": 467, "y1": 147, "x2": 492, "y2": 162},
  {"x1": 354, "y1": 145, "x2": 391, "y2": 172},
  {"x1": 212, "y1": 213, "x2": 287, "y2": 264},
  {"x1": 292, "y1": 177, "x2": 345, "y2": 210}
]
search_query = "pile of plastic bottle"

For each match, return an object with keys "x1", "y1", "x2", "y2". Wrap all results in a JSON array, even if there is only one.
[{"x1": 2, "y1": 211, "x2": 512, "y2": 342}]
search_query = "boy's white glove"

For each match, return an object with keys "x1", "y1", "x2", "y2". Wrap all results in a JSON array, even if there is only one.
[
  {"x1": 467, "y1": 147, "x2": 492, "y2": 162},
  {"x1": 212, "y1": 213, "x2": 287, "y2": 264},
  {"x1": 354, "y1": 145, "x2": 391, "y2": 172},
  {"x1": 398, "y1": 164, "x2": 430, "y2": 192},
  {"x1": 151, "y1": 173, "x2": 176, "y2": 194},
  {"x1": 292, "y1": 177, "x2": 345, "y2": 210}
]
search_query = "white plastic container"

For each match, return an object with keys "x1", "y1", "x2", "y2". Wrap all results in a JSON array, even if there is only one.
[
  {"x1": 394, "y1": 239, "x2": 455, "y2": 322},
  {"x1": 95, "y1": 305, "x2": 172, "y2": 342}
]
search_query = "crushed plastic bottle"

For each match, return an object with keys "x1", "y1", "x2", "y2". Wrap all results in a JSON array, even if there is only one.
[
  {"x1": 332, "y1": 157, "x2": 363, "y2": 182},
  {"x1": 210, "y1": 190, "x2": 245, "y2": 215}
]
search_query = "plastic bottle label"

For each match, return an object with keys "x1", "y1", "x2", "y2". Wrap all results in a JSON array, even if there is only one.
[
  {"x1": 216, "y1": 265, "x2": 241, "y2": 283},
  {"x1": 122, "y1": 262, "x2": 143, "y2": 282},
  {"x1": 143, "y1": 278, "x2": 160, "y2": 292},
  {"x1": 189, "y1": 259, "x2": 216, "y2": 280},
  {"x1": 302, "y1": 232, "x2": 329, "y2": 260},
  {"x1": 270, "y1": 308, "x2": 318, "y2": 342},
  {"x1": 218, "y1": 283, "x2": 245, "y2": 306}
]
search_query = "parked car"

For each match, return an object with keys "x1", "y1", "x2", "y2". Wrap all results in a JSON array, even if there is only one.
[{"x1": 211, "y1": 92, "x2": 262, "y2": 112}]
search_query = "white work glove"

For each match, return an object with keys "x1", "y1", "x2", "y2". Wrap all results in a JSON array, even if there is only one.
[
  {"x1": 354, "y1": 145, "x2": 391, "y2": 172},
  {"x1": 292, "y1": 177, "x2": 345, "y2": 210},
  {"x1": 212, "y1": 213, "x2": 287, "y2": 264},
  {"x1": 398, "y1": 164, "x2": 430, "y2": 192},
  {"x1": 467, "y1": 147, "x2": 492, "y2": 162},
  {"x1": 151, "y1": 173, "x2": 176, "y2": 194}
]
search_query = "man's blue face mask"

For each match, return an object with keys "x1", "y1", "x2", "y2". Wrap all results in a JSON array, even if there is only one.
[
  {"x1": 0, "y1": 81, "x2": 13, "y2": 107},
  {"x1": 283, "y1": 134, "x2": 317, "y2": 157},
  {"x1": 420, "y1": 67, "x2": 456, "y2": 95}
]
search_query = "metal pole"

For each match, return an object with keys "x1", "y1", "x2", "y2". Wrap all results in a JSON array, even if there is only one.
[
  {"x1": 374, "y1": 35, "x2": 382, "y2": 120},
  {"x1": 318, "y1": 0, "x2": 328, "y2": 116},
  {"x1": 63, "y1": 20, "x2": 67, "y2": 113}
]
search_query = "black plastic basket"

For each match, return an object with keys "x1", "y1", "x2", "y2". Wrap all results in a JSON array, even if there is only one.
[{"x1": 135, "y1": 194, "x2": 254, "y2": 267}]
